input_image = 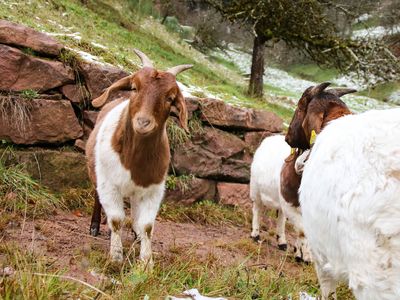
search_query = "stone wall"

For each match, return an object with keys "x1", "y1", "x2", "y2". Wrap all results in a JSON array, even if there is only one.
[{"x1": 0, "y1": 20, "x2": 283, "y2": 207}]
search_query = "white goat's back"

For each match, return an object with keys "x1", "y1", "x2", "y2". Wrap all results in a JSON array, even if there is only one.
[
  {"x1": 300, "y1": 108, "x2": 400, "y2": 299},
  {"x1": 250, "y1": 135, "x2": 290, "y2": 208}
]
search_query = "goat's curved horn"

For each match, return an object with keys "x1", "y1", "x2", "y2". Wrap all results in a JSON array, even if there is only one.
[
  {"x1": 310, "y1": 82, "x2": 331, "y2": 97},
  {"x1": 166, "y1": 64, "x2": 193, "y2": 76},
  {"x1": 327, "y1": 88, "x2": 357, "y2": 97},
  {"x1": 133, "y1": 49, "x2": 153, "y2": 68}
]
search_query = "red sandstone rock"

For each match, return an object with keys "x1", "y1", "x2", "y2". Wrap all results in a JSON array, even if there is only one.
[
  {"x1": 0, "y1": 20, "x2": 63, "y2": 56},
  {"x1": 0, "y1": 97, "x2": 83, "y2": 144},
  {"x1": 217, "y1": 182, "x2": 251, "y2": 208},
  {"x1": 199, "y1": 98, "x2": 283, "y2": 132},
  {"x1": 0, "y1": 45, "x2": 74, "y2": 92}
]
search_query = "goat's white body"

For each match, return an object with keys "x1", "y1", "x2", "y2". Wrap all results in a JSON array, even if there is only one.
[
  {"x1": 95, "y1": 99, "x2": 164, "y2": 265},
  {"x1": 250, "y1": 135, "x2": 310, "y2": 260},
  {"x1": 300, "y1": 108, "x2": 400, "y2": 300}
]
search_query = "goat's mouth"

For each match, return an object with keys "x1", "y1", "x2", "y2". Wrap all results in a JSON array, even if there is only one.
[{"x1": 133, "y1": 124, "x2": 157, "y2": 136}]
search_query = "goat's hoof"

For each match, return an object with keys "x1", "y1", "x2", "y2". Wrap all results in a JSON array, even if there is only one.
[
  {"x1": 251, "y1": 235, "x2": 260, "y2": 242},
  {"x1": 89, "y1": 223, "x2": 100, "y2": 236},
  {"x1": 278, "y1": 243, "x2": 288, "y2": 251},
  {"x1": 295, "y1": 256, "x2": 310, "y2": 265},
  {"x1": 295, "y1": 256, "x2": 304, "y2": 263}
]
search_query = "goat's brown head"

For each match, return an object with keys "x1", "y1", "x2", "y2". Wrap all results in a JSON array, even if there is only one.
[
  {"x1": 285, "y1": 82, "x2": 356, "y2": 150},
  {"x1": 92, "y1": 49, "x2": 192, "y2": 136}
]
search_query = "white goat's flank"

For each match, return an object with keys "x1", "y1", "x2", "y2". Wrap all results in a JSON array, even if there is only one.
[
  {"x1": 300, "y1": 108, "x2": 400, "y2": 300},
  {"x1": 250, "y1": 135, "x2": 311, "y2": 261}
]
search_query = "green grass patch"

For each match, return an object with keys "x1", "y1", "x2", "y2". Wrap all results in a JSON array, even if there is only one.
[
  {"x1": 359, "y1": 81, "x2": 400, "y2": 102},
  {"x1": 159, "y1": 200, "x2": 251, "y2": 227},
  {"x1": 0, "y1": 244, "x2": 99, "y2": 299},
  {"x1": 0, "y1": 153, "x2": 61, "y2": 217},
  {"x1": 284, "y1": 63, "x2": 339, "y2": 82}
]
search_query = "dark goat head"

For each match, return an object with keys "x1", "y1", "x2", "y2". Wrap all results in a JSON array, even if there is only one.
[{"x1": 285, "y1": 82, "x2": 356, "y2": 150}]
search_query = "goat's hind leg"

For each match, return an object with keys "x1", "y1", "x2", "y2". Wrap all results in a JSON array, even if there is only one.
[
  {"x1": 89, "y1": 191, "x2": 102, "y2": 236},
  {"x1": 276, "y1": 208, "x2": 287, "y2": 251}
]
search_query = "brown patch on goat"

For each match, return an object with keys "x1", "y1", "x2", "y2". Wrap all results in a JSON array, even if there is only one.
[
  {"x1": 110, "y1": 69, "x2": 180, "y2": 187},
  {"x1": 301, "y1": 93, "x2": 352, "y2": 145},
  {"x1": 286, "y1": 84, "x2": 353, "y2": 150},
  {"x1": 144, "y1": 224, "x2": 153, "y2": 238},
  {"x1": 111, "y1": 219, "x2": 122, "y2": 232},
  {"x1": 280, "y1": 151, "x2": 301, "y2": 207}
]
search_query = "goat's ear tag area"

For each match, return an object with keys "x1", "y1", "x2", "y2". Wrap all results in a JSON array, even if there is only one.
[
  {"x1": 310, "y1": 130, "x2": 317, "y2": 145},
  {"x1": 291, "y1": 148, "x2": 295, "y2": 155}
]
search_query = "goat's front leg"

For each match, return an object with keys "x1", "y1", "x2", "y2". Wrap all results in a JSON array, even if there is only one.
[
  {"x1": 98, "y1": 185, "x2": 125, "y2": 262},
  {"x1": 130, "y1": 190, "x2": 163, "y2": 271},
  {"x1": 315, "y1": 261, "x2": 337, "y2": 300},
  {"x1": 251, "y1": 195, "x2": 263, "y2": 242}
]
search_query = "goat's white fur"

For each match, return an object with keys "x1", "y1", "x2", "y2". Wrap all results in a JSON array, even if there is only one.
[
  {"x1": 300, "y1": 108, "x2": 400, "y2": 300},
  {"x1": 250, "y1": 135, "x2": 311, "y2": 261},
  {"x1": 95, "y1": 100, "x2": 165, "y2": 267}
]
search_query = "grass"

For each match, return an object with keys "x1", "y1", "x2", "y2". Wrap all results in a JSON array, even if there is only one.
[
  {"x1": 358, "y1": 81, "x2": 400, "y2": 102},
  {"x1": 0, "y1": 95, "x2": 33, "y2": 134},
  {"x1": 0, "y1": 153, "x2": 61, "y2": 217},
  {"x1": 284, "y1": 63, "x2": 339, "y2": 83},
  {"x1": 159, "y1": 200, "x2": 251, "y2": 227},
  {"x1": 0, "y1": 245, "x2": 98, "y2": 299}
]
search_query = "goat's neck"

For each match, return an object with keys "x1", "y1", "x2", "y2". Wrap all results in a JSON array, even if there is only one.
[
  {"x1": 322, "y1": 105, "x2": 352, "y2": 129},
  {"x1": 112, "y1": 107, "x2": 170, "y2": 187}
]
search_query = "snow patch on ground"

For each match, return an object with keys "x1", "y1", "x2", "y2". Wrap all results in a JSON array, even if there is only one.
[
  {"x1": 213, "y1": 45, "x2": 396, "y2": 112},
  {"x1": 352, "y1": 25, "x2": 400, "y2": 39}
]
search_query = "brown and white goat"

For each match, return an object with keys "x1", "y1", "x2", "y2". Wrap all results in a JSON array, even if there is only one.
[
  {"x1": 85, "y1": 50, "x2": 191, "y2": 268},
  {"x1": 280, "y1": 82, "x2": 355, "y2": 259}
]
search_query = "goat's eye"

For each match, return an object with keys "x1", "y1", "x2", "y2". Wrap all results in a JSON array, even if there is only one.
[{"x1": 166, "y1": 96, "x2": 174, "y2": 103}]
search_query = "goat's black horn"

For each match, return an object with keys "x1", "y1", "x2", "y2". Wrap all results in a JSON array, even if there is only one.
[{"x1": 327, "y1": 88, "x2": 357, "y2": 97}]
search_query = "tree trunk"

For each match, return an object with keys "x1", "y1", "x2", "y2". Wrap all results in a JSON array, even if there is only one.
[{"x1": 248, "y1": 35, "x2": 267, "y2": 97}]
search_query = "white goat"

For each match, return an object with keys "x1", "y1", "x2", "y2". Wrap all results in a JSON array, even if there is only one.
[
  {"x1": 299, "y1": 108, "x2": 400, "y2": 300},
  {"x1": 250, "y1": 135, "x2": 311, "y2": 261}
]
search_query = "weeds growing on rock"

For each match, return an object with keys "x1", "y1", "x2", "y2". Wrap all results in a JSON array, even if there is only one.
[{"x1": 0, "y1": 95, "x2": 33, "y2": 134}]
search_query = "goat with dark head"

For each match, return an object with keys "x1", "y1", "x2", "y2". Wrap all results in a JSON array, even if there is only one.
[
  {"x1": 276, "y1": 82, "x2": 356, "y2": 262},
  {"x1": 285, "y1": 82, "x2": 356, "y2": 150},
  {"x1": 85, "y1": 50, "x2": 192, "y2": 269}
]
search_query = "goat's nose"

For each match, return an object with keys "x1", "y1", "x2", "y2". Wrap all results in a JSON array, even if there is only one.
[{"x1": 137, "y1": 117, "x2": 150, "y2": 128}]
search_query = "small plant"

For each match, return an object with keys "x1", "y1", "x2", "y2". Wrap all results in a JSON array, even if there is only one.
[
  {"x1": 165, "y1": 174, "x2": 194, "y2": 192},
  {"x1": 166, "y1": 119, "x2": 190, "y2": 150},
  {"x1": 19, "y1": 89, "x2": 39, "y2": 100}
]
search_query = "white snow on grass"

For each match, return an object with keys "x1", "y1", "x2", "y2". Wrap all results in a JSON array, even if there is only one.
[
  {"x1": 352, "y1": 25, "x2": 400, "y2": 39},
  {"x1": 213, "y1": 44, "x2": 398, "y2": 113}
]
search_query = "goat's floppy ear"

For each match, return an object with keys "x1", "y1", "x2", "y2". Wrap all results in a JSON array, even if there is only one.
[
  {"x1": 92, "y1": 75, "x2": 133, "y2": 108},
  {"x1": 174, "y1": 90, "x2": 189, "y2": 132},
  {"x1": 302, "y1": 111, "x2": 324, "y2": 147}
]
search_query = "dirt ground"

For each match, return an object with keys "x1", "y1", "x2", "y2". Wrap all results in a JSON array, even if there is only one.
[{"x1": 0, "y1": 210, "x2": 308, "y2": 287}]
